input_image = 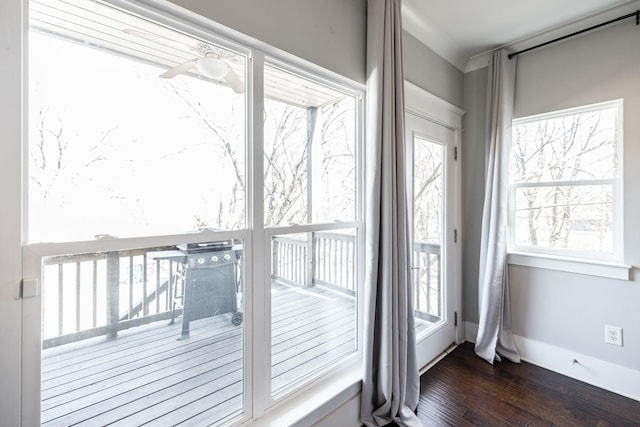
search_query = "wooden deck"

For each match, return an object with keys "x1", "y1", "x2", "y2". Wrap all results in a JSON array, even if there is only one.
[{"x1": 41, "y1": 282, "x2": 356, "y2": 426}]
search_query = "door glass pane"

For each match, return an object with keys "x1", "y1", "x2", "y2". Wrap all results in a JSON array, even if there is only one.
[
  {"x1": 28, "y1": 0, "x2": 246, "y2": 243},
  {"x1": 270, "y1": 230, "x2": 358, "y2": 397},
  {"x1": 40, "y1": 240, "x2": 245, "y2": 425},
  {"x1": 413, "y1": 136, "x2": 444, "y2": 331}
]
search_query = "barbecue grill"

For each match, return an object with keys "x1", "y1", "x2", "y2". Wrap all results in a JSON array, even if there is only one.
[{"x1": 176, "y1": 240, "x2": 243, "y2": 338}]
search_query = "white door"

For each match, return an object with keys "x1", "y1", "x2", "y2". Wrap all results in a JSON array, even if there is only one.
[{"x1": 406, "y1": 111, "x2": 460, "y2": 369}]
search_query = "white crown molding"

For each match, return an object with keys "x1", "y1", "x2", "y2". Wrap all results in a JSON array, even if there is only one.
[{"x1": 402, "y1": 3, "x2": 468, "y2": 71}]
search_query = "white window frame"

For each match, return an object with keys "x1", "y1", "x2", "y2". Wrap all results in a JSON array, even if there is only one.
[
  {"x1": 508, "y1": 100, "x2": 630, "y2": 280},
  {"x1": 257, "y1": 56, "x2": 364, "y2": 411},
  {"x1": 19, "y1": 0, "x2": 365, "y2": 425}
]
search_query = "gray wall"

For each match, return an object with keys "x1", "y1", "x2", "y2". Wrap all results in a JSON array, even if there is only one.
[
  {"x1": 403, "y1": 31, "x2": 464, "y2": 109},
  {"x1": 463, "y1": 22, "x2": 640, "y2": 370},
  {"x1": 169, "y1": 0, "x2": 367, "y2": 83},
  {"x1": 461, "y1": 67, "x2": 487, "y2": 324}
]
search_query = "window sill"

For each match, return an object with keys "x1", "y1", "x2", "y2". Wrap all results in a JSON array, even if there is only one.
[
  {"x1": 508, "y1": 252, "x2": 631, "y2": 281},
  {"x1": 250, "y1": 358, "x2": 362, "y2": 426}
]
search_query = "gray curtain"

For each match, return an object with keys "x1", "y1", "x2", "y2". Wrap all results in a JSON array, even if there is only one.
[
  {"x1": 475, "y1": 49, "x2": 521, "y2": 364},
  {"x1": 361, "y1": 0, "x2": 421, "y2": 426}
]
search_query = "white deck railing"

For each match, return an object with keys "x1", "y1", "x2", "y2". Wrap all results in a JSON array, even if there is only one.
[
  {"x1": 271, "y1": 232, "x2": 357, "y2": 296},
  {"x1": 41, "y1": 235, "x2": 441, "y2": 348},
  {"x1": 41, "y1": 247, "x2": 181, "y2": 348},
  {"x1": 271, "y1": 233, "x2": 441, "y2": 319}
]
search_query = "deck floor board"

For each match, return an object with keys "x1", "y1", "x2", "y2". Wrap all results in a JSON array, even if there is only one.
[
  {"x1": 42, "y1": 282, "x2": 432, "y2": 426},
  {"x1": 43, "y1": 330, "x2": 242, "y2": 397},
  {"x1": 41, "y1": 283, "x2": 357, "y2": 426}
]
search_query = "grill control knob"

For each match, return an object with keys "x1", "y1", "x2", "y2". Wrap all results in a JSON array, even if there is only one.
[
  {"x1": 223, "y1": 254, "x2": 231, "y2": 261},
  {"x1": 197, "y1": 257, "x2": 205, "y2": 264},
  {"x1": 211, "y1": 256, "x2": 219, "y2": 262}
]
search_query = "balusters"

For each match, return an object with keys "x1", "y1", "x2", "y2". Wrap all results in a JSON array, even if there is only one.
[
  {"x1": 142, "y1": 255, "x2": 148, "y2": 317},
  {"x1": 155, "y1": 259, "x2": 161, "y2": 315},
  {"x1": 58, "y1": 264, "x2": 64, "y2": 336},
  {"x1": 92, "y1": 260, "x2": 98, "y2": 328},
  {"x1": 75, "y1": 262, "x2": 81, "y2": 331},
  {"x1": 128, "y1": 255, "x2": 134, "y2": 321}
]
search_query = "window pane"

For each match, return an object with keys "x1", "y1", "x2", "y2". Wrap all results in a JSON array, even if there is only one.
[
  {"x1": 514, "y1": 185, "x2": 613, "y2": 253},
  {"x1": 41, "y1": 239, "x2": 245, "y2": 425},
  {"x1": 512, "y1": 106, "x2": 619, "y2": 183},
  {"x1": 270, "y1": 230, "x2": 357, "y2": 397},
  {"x1": 263, "y1": 65, "x2": 356, "y2": 227},
  {"x1": 29, "y1": 1, "x2": 246, "y2": 242}
]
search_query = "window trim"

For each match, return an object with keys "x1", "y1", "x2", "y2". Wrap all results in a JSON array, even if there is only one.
[
  {"x1": 508, "y1": 99, "x2": 624, "y2": 264},
  {"x1": 508, "y1": 251, "x2": 630, "y2": 281},
  {"x1": 259, "y1": 57, "x2": 364, "y2": 408}
]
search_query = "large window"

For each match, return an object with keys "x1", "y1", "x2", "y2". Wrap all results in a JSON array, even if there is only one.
[
  {"x1": 510, "y1": 100, "x2": 623, "y2": 261},
  {"x1": 25, "y1": 0, "x2": 362, "y2": 425}
]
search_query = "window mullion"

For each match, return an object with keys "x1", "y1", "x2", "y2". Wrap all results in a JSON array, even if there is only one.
[
  {"x1": 513, "y1": 178, "x2": 616, "y2": 188},
  {"x1": 248, "y1": 49, "x2": 268, "y2": 419}
]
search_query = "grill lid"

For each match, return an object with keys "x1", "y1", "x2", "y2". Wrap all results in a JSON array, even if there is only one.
[{"x1": 178, "y1": 241, "x2": 233, "y2": 253}]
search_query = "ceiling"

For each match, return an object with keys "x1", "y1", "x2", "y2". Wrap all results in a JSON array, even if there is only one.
[
  {"x1": 30, "y1": 0, "x2": 347, "y2": 108},
  {"x1": 403, "y1": 0, "x2": 639, "y2": 71}
]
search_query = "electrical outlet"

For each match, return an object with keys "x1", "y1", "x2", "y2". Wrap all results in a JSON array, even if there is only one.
[{"x1": 605, "y1": 325, "x2": 623, "y2": 346}]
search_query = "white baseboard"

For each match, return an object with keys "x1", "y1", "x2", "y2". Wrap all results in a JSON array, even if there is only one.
[
  {"x1": 465, "y1": 320, "x2": 479, "y2": 343},
  {"x1": 464, "y1": 321, "x2": 640, "y2": 402}
]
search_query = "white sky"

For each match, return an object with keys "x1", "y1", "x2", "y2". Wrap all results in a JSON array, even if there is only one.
[{"x1": 29, "y1": 31, "x2": 246, "y2": 242}]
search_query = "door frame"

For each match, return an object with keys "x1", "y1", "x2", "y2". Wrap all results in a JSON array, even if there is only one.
[{"x1": 405, "y1": 81, "x2": 464, "y2": 369}]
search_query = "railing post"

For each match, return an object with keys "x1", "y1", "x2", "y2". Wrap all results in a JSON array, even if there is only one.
[
  {"x1": 305, "y1": 232, "x2": 315, "y2": 287},
  {"x1": 106, "y1": 252, "x2": 120, "y2": 339}
]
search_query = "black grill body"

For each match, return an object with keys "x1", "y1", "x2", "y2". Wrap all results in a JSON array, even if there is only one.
[{"x1": 178, "y1": 242, "x2": 242, "y2": 337}]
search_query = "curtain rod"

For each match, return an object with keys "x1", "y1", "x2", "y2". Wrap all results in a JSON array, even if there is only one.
[{"x1": 508, "y1": 9, "x2": 639, "y2": 59}]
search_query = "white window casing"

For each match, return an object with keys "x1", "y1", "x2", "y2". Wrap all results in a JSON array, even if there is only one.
[{"x1": 508, "y1": 100, "x2": 629, "y2": 279}]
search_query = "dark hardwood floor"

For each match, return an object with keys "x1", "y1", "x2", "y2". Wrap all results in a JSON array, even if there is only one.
[{"x1": 414, "y1": 341, "x2": 640, "y2": 427}]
